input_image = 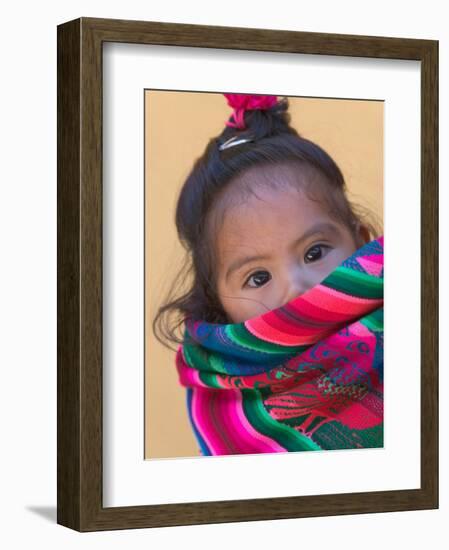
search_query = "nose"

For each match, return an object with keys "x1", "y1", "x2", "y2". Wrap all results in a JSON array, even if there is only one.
[{"x1": 282, "y1": 271, "x2": 310, "y2": 304}]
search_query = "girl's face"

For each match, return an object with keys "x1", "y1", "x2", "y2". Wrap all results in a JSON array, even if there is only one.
[{"x1": 214, "y1": 184, "x2": 368, "y2": 324}]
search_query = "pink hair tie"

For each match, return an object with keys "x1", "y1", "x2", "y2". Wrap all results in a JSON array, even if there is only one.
[{"x1": 223, "y1": 93, "x2": 278, "y2": 130}]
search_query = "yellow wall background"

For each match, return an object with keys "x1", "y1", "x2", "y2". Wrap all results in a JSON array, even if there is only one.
[{"x1": 145, "y1": 91, "x2": 384, "y2": 459}]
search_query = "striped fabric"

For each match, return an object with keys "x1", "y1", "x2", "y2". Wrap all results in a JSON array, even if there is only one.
[{"x1": 176, "y1": 235, "x2": 384, "y2": 456}]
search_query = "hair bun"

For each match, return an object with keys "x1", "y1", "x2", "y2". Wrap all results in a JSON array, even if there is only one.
[
  {"x1": 224, "y1": 94, "x2": 278, "y2": 129},
  {"x1": 224, "y1": 93, "x2": 278, "y2": 111}
]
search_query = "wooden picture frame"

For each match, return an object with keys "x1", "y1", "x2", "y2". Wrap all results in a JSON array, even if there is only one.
[{"x1": 57, "y1": 16, "x2": 438, "y2": 531}]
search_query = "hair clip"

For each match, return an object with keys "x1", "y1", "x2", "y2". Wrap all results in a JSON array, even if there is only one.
[{"x1": 218, "y1": 135, "x2": 254, "y2": 151}]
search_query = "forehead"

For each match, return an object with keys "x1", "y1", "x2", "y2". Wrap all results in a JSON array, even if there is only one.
[
  {"x1": 207, "y1": 161, "x2": 329, "y2": 234},
  {"x1": 220, "y1": 186, "x2": 330, "y2": 246},
  {"x1": 216, "y1": 162, "x2": 329, "y2": 226}
]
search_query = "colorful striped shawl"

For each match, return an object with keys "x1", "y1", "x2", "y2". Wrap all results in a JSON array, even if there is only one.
[{"x1": 176, "y1": 235, "x2": 384, "y2": 456}]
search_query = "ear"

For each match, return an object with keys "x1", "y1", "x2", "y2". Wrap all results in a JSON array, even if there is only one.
[{"x1": 354, "y1": 222, "x2": 371, "y2": 246}]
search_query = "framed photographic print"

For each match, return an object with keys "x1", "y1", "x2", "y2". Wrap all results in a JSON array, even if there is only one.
[
  {"x1": 145, "y1": 91, "x2": 385, "y2": 460},
  {"x1": 57, "y1": 17, "x2": 438, "y2": 531}
]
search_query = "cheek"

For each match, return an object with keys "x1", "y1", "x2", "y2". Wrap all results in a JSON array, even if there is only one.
[
  {"x1": 216, "y1": 278, "x2": 243, "y2": 313},
  {"x1": 216, "y1": 277, "x2": 234, "y2": 300},
  {"x1": 219, "y1": 295, "x2": 247, "y2": 325},
  {"x1": 314, "y1": 248, "x2": 349, "y2": 276},
  {"x1": 328, "y1": 245, "x2": 355, "y2": 268}
]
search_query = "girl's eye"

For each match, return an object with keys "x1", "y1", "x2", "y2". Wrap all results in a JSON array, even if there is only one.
[
  {"x1": 245, "y1": 270, "x2": 271, "y2": 289},
  {"x1": 304, "y1": 244, "x2": 330, "y2": 263}
]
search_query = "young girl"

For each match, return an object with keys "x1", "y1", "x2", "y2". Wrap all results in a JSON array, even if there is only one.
[{"x1": 153, "y1": 93, "x2": 384, "y2": 456}]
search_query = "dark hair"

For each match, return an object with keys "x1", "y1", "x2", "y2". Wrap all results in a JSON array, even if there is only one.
[{"x1": 152, "y1": 96, "x2": 382, "y2": 351}]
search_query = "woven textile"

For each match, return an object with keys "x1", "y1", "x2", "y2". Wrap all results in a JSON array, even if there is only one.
[{"x1": 176, "y1": 235, "x2": 384, "y2": 456}]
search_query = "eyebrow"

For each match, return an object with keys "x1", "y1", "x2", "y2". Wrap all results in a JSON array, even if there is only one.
[{"x1": 225, "y1": 221, "x2": 341, "y2": 281}]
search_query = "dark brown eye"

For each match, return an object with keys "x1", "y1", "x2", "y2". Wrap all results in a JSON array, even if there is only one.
[
  {"x1": 304, "y1": 244, "x2": 329, "y2": 263},
  {"x1": 245, "y1": 270, "x2": 271, "y2": 288}
]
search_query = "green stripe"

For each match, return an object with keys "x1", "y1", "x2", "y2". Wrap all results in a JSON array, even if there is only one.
[
  {"x1": 360, "y1": 308, "x2": 384, "y2": 331},
  {"x1": 324, "y1": 266, "x2": 383, "y2": 299},
  {"x1": 312, "y1": 420, "x2": 383, "y2": 450},
  {"x1": 198, "y1": 371, "x2": 222, "y2": 388},
  {"x1": 241, "y1": 390, "x2": 321, "y2": 451},
  {"x1": 183, "y1": 344, "x2": 229, "y2": 374}
]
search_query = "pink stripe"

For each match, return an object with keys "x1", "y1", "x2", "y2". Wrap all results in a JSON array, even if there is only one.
[
  {"x1": 232, "y1": 392, "x2": 286, "y2": 453},
  {"x1": 349, "y1": 321, "x2": 372, "y2": 337},
  {"x1": 297, "y1": 285, "x2": 381, "y2": 315},
  {"x1": 206, "y1": 390, "x2": 275, "y2": 454},
  {"x1": 357, "y1": 256, "x2": 383, "y2": 277},
  {"x1": 191, "y1": 389, "x2": 224, "y2": 455},
  {"x1": 192, "y1": 388, "x2": 215, "y2": 454},
  {"x1": 192, "y1": 388, "x2": 287, "y2": 455},
  {"x1": 286, "y1": 297, "x2": 350, "y2": 322},
  {"x1": 226, "y1": 391, "x2": 286, "y2": 453},
  {"x1": 264, "y1": 300, "x2": 351, "y2": 335},
  {"x1": 218, "y1": 392, "x2": 258, "y2": 454},
  {"x1": 245, "y1": 284, "x2": 381, "y2": 346},
  {"x1": 246, "y1": 320, "x2": 333, "y2": 346},
  {"x1": 179, "y1": 366, "x2": 198, "y2": 386},
  {"x1": 176, "y1": 349, "x2": 204, "y2": 387}
]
